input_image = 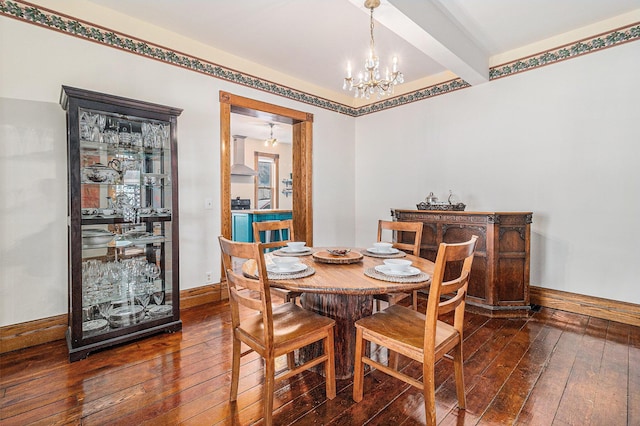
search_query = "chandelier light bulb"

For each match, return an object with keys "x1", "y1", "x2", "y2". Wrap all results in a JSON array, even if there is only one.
[
  {"x1": 265, "y1": 123, "x2": 277, "y2": 147},
  {"x1": 342, "y1": 0, "x2": 404, "y2": 99}
]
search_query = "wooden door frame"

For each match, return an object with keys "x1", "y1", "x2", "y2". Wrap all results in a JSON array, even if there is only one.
[{"x1": 220, "y1": 91, "x2": 313, "y2": 245}]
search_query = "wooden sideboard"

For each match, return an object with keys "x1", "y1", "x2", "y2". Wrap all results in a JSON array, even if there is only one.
[{"x1": 391, "y1": 209, "x2": 532, "y2": 318}]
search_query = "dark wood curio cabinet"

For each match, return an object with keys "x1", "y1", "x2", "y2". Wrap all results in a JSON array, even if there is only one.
[{"x1": 61, "y1": 86, "x2": 182, "y2": 362}]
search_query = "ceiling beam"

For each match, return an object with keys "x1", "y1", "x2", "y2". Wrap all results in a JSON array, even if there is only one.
[{"x1": 350, "y1": 0, "x2": 489, "y2": 85}]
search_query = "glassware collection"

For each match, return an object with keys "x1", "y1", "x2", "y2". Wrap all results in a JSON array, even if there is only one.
[
  {"x1": 81, "y1": 258, "x2": 168, "y2": 334},
  {"x1": 63, "y1": 86, "x2": 182, "y2": 361},
  {"x1": 76, "y1": 107, "x2": 175, "y2": 337}
]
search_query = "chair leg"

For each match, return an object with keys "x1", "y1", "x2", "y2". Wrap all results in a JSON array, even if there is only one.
[
  {"x1": 453, "y1": 341, "x2": 466, "y2": 409},
  {"x1": 423, "y1": 363, "x2": 437, "y2": 426},
  {"x1": 230, "y1": 338, "x2": 241, "y2": 401},
  {"x1": 264, "y1": 357, "x2": 276, "y2": 426},
  {"x1": 324, "y1": 328, "x2": 336, "y2": 399},
  {"x1": 286, "y1": 351, "x2": 296, "y2": 370},
  {"x1": 352, "y1": 327, "x2": 365, "y2": 402},
  {"x1": 412, "y1": 290, "x2": 418, "y2": 310},
  {"x1": 388, "y1": 349, "x2": 399, "y2": 370}
]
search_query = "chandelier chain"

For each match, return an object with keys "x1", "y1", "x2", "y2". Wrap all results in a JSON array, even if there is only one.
[{"x1": 369, "y1": 7, "x2": 375, "y2": 56}]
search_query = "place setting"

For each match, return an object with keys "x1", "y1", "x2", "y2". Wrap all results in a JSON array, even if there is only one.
[
  {"x1": 273, "y1": 241, "x2": 314, "y2": 256},
  {"x1": 265, "y1": 255, "x2": 315, "y2": 280},
  {"x1": 364, "y1": 258, "x2": 430, "y2": 283},
  {"x1": 361, "y1": 242, "x2": 407, "y2": 258}
]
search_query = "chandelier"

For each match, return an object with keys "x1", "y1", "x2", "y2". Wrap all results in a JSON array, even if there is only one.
[
  {"x1": 343, "y1": 0, "x2": 404, "y2": 99},
  {"x1": 264, "y1": 123, "x2": 277, "y2": 147}
]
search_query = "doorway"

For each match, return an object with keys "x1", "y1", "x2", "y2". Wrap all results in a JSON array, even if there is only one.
[
  {"x1": 219, "y1": 91, "x2": 313, "y2": 244},
  {"x1": 254, "y1": 152, "x2": 280, "y2": 209}
]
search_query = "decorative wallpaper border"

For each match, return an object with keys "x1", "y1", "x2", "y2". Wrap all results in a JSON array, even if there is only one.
[
  {"x1": 1, "y1": 0, "x2": 638, "y2": 117},
  {"x1": 490, "y1": 24, "x2": 640, "y2": 80}
]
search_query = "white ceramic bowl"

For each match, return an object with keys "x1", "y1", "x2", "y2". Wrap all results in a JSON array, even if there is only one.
[
  {"x1": 383, "y1": 258, "x2": 412, "y2": 272},
  {"x1": 373, "y1": 242, "x2": 393, "y2": 252},
  {"x1": 286, "y1": 241, "x2": 306, "y2": 252},
  {"x1": 271, "y1": 256, "x2": 299, "y2": 270},
  {"x1": 101, "y1": 209, "x2": 115, "y2": 215}
]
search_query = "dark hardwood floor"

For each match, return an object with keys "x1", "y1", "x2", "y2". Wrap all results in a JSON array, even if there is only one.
[{"x1": 1, "y1": 296, "x2": 638, "y2": 425}]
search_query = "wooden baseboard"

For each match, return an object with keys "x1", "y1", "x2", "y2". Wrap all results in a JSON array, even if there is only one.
[
  {"x1": 530, "y1": 286, "x2": 640, "y2": 327},
  {"x1": 0, "y1": 314, "x2": 68, "y2": 354},
  {"x1": 0, "y1": 283, "x2": 226, "y2": 355},
  {"x1": 4, "y1": 284, "x2": 637, "y2": 355},
  {"x1": 180, "y1": 283, "x2": 223, "y2": 309}
]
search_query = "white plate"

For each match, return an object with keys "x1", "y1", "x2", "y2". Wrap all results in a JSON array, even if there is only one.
[
  {"x1": 148, "y1": 305, "x2": 172, "y2": 317},
  {"x1": 110, "y1": 305, "x2": 144, "y2": 318},
  {"x1": 375, "y1": 265, "x2": 421, "y2": 277},
  {"x1": 280, "y1": 247, "x2": 311, "y2": 253},
  {"x1": 109, "y1": 305, "x2": 145, "y2": 327},
  {"x1": 267, "y1": 263, "x2": 307, "y2": 274},
  {"x1": 367, "y1": 247, "x2": 400, "y2": 255},
  {"x1": 132, "y1": 235, "x2": 164, "y2": 244},
  {"x1": 82, "y1": 319, "x2": 109, "y2": 333},
  {"x1": 107, "y1": 240, "x2": 132, "y2": 248}
]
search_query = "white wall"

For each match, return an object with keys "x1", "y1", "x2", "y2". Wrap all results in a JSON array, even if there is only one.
[
  {"x1": 354, "y1": 41, "x2": 640, "y2": 303},
  {"x1": 0, "y1": 17, "x2": 356, "y2": 326},
  {"x1": 1, "y1": 10, "x2": 637, "y2": 327}
]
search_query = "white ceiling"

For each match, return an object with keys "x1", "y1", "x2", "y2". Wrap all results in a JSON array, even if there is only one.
[
  {"x1": 85, "y1": 0, "x2": 640, "y2": 138},
  {"x1": 232, "y1": 113, "x2": 293, "y2": 145}
]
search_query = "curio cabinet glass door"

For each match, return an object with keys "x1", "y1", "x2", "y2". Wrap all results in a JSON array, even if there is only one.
[{"x1": 60, "y1": 86, "x2": 182, "y2": 362}]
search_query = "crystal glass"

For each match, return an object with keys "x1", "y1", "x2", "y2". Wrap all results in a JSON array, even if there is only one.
[
  {"x1": 86, "y1": 112, "x2": 99, "y2": 142},
  {"x1": 96, "y1": 114, "x2": 106, "y2": 143},
  {"x1": 79, "y1": 111, "x2": 91, "y2": 140},
  {"x1": 152, "y1": 291, "x2": 164, "y2": 306}
]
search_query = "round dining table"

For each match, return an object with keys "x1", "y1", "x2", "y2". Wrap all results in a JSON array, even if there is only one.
[{"x1": 266, "y1": 247, "x2": 435, "y2": 379}]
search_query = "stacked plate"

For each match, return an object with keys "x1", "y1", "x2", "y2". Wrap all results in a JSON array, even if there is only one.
[
  {"x1": 374, "y1": 264, "x2": 421, "y2": 277},
  {"x1": 109, "y1": 305, "x2": 145, "y2": 328},
  {"x1": 279, "y1": 242, "x2": 312, "y2": 254},
  {"x1": 82, "y1": 319, "x2": 109, "y2": 334},
  {"x1": 375, "y1": 259, "x2": 421, "y2": 277},
  {"x1": 266, "y1": 263, "x2": 307, "y2": 274},
  {"x1": 148, "y1": 304, "x2": 172, "y2": 319},
  {"x1": 267, "y1": 256, "x2": 307, "y2": 274},
  {"x1": 367, "y1": 247, "x2": 400, "y2": 254}
]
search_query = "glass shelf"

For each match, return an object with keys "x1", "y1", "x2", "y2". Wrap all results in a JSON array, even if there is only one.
[{"x1": 80, "y1": 139, "x2": 168, "y2": 155}]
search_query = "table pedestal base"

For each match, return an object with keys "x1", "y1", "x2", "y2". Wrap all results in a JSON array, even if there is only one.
[{"x1": 300, "y1": 293, "x2": 372, "y2": 379}]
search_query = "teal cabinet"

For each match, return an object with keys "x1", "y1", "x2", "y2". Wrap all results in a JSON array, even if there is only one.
[
  {"x1": 232, "y1": 211, "x2": 292, "y2": 242},
  {"x1": 231, "y1": 213, "x2": 252, "y2": 242}
]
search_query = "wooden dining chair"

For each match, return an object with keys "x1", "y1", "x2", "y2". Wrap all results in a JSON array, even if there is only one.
[
  {"x1": 374, "y1": 220, "x2": 424, "y2": 311},
  {"x1": 353, "y1": 236, "x2": 478, "y2": 426},
  {"x1": 252, "y1": 219, "x2": 303, "y2": 303},
  {"x1": 252, "y1": 219, "x2": 295, "y2": 251},
  {"x1": 218, "y1": 236, "x2": 336, "y2": 426}
]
